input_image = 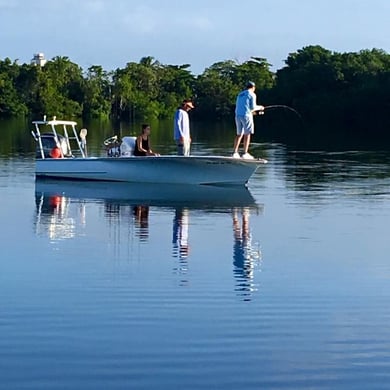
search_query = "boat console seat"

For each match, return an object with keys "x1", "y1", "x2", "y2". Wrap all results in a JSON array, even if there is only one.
[{"x1": 120, "y1": 136, "x2": 137, "y2": 157}]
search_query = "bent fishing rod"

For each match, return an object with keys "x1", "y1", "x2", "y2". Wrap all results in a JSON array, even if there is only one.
[{"x1": 256, "y1": 105, "x2": 302, "y2": 120}]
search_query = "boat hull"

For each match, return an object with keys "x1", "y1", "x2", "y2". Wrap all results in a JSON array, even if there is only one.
[{"x1": 36, "y1": 155, "x2": 264, "y2": 185}]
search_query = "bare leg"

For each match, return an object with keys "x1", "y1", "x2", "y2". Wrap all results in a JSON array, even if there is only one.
[
  {"x1": 243, "y1": 134, "x2": 251, "y2": 154},
  {"x1": 233, "y1": 134, "x2": 243, "y2": 153}
]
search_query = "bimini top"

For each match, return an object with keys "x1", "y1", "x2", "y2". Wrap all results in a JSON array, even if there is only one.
[{"x1": 32, "y1": 117, "x2": 78, "y2": 126}]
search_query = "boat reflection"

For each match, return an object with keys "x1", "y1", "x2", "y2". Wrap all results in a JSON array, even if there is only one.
[
  {"x1": 35, "y1": 188, "x2": 86, "y2": 240},
  {"x1": 34, "y1": 179, "x2": 262, "y2": 298},
  {"x1": 34, "y1": 179, "x2": 258, "y2": 209}
]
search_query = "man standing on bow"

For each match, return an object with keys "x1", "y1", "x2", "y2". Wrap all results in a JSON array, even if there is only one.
[
  {"x1": 232, "y1": 81, "x2": 264, "y2": 159},
  {"x1": 173, "y1": 99, "x2": 194, "y2": 156}
]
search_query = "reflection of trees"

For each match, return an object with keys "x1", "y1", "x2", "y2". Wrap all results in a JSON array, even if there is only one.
[
  {"x1": 281, "y1": 150, "x2": 390, "y2": 195},
  {"x1": 232, "y1": 207, "x2": 261, "y2": 301}
]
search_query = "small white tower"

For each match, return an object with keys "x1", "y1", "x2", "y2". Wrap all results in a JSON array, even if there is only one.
[{"x1": 31, "y1": 53, "x2": 47, "y2": 67}]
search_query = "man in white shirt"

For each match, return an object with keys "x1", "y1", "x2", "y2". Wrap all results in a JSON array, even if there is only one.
[{"x1": 173, "y1": 99, "x2": 194, "y2": 156}]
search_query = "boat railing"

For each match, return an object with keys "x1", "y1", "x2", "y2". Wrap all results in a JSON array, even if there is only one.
[{"x1": 32, "y1": 117, "x2": 87, "y2": 159}]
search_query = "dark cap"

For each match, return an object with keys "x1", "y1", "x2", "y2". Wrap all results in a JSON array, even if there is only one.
[
  {"x1": 246, "y1": 81, "x2": 255, "y2": 88},
  {"x1": 182, "y1": 99, "x2": 194, "y2": 108}
]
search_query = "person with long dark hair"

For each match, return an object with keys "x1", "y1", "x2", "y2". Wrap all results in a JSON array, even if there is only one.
[{"x1": 134, "y1": 124, "x2": 159, "y2": 156}]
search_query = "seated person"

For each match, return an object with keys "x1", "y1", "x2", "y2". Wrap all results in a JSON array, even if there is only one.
[{"x1": 133, "y1": 124, "x2": 159, "y2": 156}]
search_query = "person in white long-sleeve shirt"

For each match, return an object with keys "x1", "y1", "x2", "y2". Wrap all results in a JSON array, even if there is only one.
[
  {"x1": 233, "y1": 81, "x2": 264, "y2": 159},
  {"x1": 173, "y1": 99, "x2": 194, "y2": 156}
]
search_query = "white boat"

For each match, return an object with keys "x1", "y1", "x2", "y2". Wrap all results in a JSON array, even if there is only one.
[{"x1": 31, "y1": 118, "x2": 267, "y2": 186}]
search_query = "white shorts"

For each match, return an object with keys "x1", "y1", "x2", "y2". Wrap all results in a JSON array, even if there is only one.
[
  {"x1": 177, "y1": 138, "x2": 191, "y2": 156},
  {"x1": 235, "y1": 115, "x2": 254, "y2": 135}
]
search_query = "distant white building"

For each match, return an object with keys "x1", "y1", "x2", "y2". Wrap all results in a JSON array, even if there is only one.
[{"x1": 31, "y1": 53, "x2": 47, "y2": 66}]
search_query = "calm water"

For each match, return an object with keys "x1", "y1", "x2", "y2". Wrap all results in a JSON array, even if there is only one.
[{"x1": 1, "y1": 119, "x2": 390, "y2": 389}]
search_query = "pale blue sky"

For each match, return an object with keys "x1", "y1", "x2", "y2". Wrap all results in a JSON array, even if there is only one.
[{"x1": 1, "y1": 0, "x2": 389, "y2": 74}]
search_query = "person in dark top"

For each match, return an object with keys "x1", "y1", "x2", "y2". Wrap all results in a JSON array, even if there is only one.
[{"x1": 133, "y1": 124, "x2": 160, "y2": 156}]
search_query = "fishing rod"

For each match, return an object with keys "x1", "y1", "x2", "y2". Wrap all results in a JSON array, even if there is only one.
[{"x1": 256, "y1": 105, "x2": 303, "y2": 120}]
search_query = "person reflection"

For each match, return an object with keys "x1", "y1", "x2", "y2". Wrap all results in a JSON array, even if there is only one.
[
  {"x1": 232, "y1": 207, "x2": 261, "y2": 300},
  {"x1": 133, "y1": 205, "x2": 149, "y2": 241},
  {"x1": 172, "y1": 207, "x2": 190, "y2": 282}
]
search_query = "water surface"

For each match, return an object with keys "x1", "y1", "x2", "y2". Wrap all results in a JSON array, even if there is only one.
[{"x1": 1, "y1": 120, "x2": 390, "y2": 389}]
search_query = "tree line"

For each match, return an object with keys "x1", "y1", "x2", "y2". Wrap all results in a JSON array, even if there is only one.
[{"x1": 1, "y1": 45, "x2": 389, "y2": 134}]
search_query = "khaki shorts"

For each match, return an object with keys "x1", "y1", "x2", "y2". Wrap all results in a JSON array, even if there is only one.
[{"x1": 235, "y1": 115, "x2": 254, "y2": 135}]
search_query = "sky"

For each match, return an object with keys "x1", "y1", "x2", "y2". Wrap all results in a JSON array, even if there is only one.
[{"x1": 1, "y1": 0, "x2": 389, "y2": 74}]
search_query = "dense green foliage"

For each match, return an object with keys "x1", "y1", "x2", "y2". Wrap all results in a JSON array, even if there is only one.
[
  {"x1": 273, "y1": 46, "x2": 390, "y2": 134},
  {"x1": 1, "y1": 46, "x2": 389, "y2": 133}
]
